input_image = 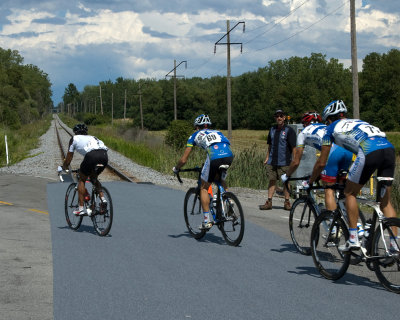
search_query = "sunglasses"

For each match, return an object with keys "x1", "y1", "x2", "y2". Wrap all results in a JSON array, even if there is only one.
[{"x1": 274, "y1": 114, "x2": 284, "y2": 119}]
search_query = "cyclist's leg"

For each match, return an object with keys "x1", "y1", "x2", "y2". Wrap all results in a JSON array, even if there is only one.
[{"x1": 200, "y1": 157, "x2": 213, "y2": 228}]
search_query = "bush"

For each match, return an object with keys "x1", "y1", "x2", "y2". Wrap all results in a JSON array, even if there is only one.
[{"x1": 165, "y1": 120, "x2": 193, "y2": 150}]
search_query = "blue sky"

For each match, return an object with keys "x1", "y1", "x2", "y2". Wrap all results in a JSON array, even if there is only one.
[{"x1": 0, "y1": 0, "x2": 399, "y2": 105}]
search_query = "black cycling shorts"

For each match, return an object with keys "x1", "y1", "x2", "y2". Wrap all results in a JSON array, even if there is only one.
[
  {"x1": 202, "y1": 156, "x2": 234, "y2": 183},
  {"x1": 348, "y1": 147, "x2": 395, "y2": 185},
  {"x1": 80, "y1": 149, "x2": 108, "y2": 176}
]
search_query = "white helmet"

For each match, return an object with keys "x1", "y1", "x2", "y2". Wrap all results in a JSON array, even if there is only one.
[
  {"x1": 194, "y1": 114, "x2": 212, "y2": 127},
  {"x1": 322, "y1": 100, "x2": 347, "y2": 121}
]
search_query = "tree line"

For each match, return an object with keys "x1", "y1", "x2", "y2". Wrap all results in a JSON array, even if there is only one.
[
  {"x1": 0, "y1": 47, "x2": 53, "y2": 129},
  {"x1": 60, "y1": 49, "x2": 400, "y2": 132}
]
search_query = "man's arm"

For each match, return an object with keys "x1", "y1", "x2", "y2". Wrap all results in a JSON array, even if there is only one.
[
  {"x1": 309, "y1": 145, "x2": 331, "y2": 184},
  {"x1": 62, "y1": 137, "x2": 74, "y2": 170},
  {"x1": 286, "y1": 146, "x2": 304, "y2": 177},
  {"x1": 175, "y1": 147, "x2": 192, "y2": 170}
]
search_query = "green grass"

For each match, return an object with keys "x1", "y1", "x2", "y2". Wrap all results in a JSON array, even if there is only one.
[{"x1": 0, "y1": 116, "x2": 52, "y2": 167}]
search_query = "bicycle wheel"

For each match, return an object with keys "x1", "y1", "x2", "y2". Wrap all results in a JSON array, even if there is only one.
[
  {"x1": 64, "y1": 183, "x2": 83, "y2": 230},
  {"x1": 184, "y1": 187, "x2": 206, "y2": 240},
  {"x1": 91, "y1": 186, "x2": 113, "y2": 236},
  {"x1": 372, "y1": 217, "x2": 400, "y2": 293},
  {"x1": 219, "y1": 192, "x2": 245, "y2": 246},
  {"x1": 289, "y1": 197, "x2": 318, "y2": 255},
  {"x1": 311, "y1": 210, "x2": 350, "y2": 280}
]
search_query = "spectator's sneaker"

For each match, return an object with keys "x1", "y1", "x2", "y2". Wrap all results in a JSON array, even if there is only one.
[
  {"x1": 199, "y1": 221, "x2": 213, "y2": 230},
  {"x1": 73, "y1": 208, "x2": 85, "y2": 216},
  {"x1": 259, "y1": 200, "x2": 272, "y2": 210},
  {"x1": 284, "y1": 199, "x2": 291, "y2": 211},
  {"x1": 338, "y1": 240, "x2": 360, "y2": 252}
]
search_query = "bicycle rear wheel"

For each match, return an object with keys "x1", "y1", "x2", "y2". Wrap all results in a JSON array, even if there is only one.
[
  {"x1": 289, "y1": 197, "x2": 318, "y2": 255},
  {"x1": 372, "y1": 217, "x2": 400, "y2": 293},
  {"x1": 219, "y1": 192, "x2": 245, "y2": 246},
  {"x1": 184, "y1": 187, "x2": 206, "y2": 240},
  {"x1": 311, "y1": 210, "x2": 350, "y2": 280},
  {"x1": 64, "y1": 183, "x2": 83, "y2": 230},
  {"x1": 91, "y1": 186, "x2": 113, "y2": 236}
]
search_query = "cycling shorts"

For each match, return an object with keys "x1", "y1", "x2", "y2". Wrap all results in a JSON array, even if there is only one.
[
  {"x1": 348, "y1": 147, "x2": 395, "y2": 185},
  {"x1": 80, "y1": 149, "x2": 108, "y2": 176},
  {"x1": 201, "y1": 156, "x2": 234, "y2": 183},
  {"x1": 321, "y1": 144, "x2": 353, "y2": 183}
]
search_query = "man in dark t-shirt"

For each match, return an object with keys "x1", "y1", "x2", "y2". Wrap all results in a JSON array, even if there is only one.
[{"x1": 259, "y1": 109, "x2": 296, "y2": 210}]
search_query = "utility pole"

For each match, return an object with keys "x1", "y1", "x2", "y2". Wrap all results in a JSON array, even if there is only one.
[
  {"x1": 139, "y1": 83, "x2": 143, "y2": 129},
  {"x1": 166, "y1": 60, "x2": 187, "y2": 120},
  {"x1": 350, "y1": 0, "x2": 360, "y2": 119},
  {"x1": 214, "y1": 20, "x2": 245, "y2": 140},
  {"x1": 111, "y1": 91, "x2": 114, "y2": 126},
  {"x1": 124, "y1": 89, "x2": 127, "y2": 120},
  {"x1": 99, "y1": 85, "x2": 104, "y2": 115}
]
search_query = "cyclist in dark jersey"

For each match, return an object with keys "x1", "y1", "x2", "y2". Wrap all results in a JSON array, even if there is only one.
[
  {"x1": 58, "y1": 123, "x2": 108, "y2": 216},
  {"x1": 308, "y1": 100, "x2": 397, "y2": 252},
  {"x1": 173, "y1": 114, "x2": 234, "y2": 230}
]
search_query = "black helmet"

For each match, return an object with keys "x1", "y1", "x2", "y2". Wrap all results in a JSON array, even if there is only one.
[{"x1": 73, "y1": 123, "x2": 88, "y2": 135}]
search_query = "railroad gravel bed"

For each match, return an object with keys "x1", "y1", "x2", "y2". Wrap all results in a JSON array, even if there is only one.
[{"x1": 0, "y1": 117, "x2": 269, "y2": 204}]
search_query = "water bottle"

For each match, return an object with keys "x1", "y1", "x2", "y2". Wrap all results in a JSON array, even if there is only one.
[
  {"x1": 364, "y1": 221, "x2": 371, "y2": 239},
  {"x1": 84, "y1": 188, "x2": 90, "y2": 201},
  {"x1": 357, "y1": 222, "x2": 364, "y2": 239},
  {"x1": 212, "y1": 194, "x2": 218, "y2": 210}
]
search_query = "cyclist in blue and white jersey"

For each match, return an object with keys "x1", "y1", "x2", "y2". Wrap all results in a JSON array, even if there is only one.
[
  {"x1": 281, "y1": 111, "x2": 353, "y2": 211},
  {"x1": 173, "y1": 114, "x2": 234, "y2": 230},
  {"x1": 308, "y1": 100, "x2": 397, "y2": 252}
]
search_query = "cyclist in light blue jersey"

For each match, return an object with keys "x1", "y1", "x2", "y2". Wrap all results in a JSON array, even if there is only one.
[
  {"x1": 308, "y1": 100, "x2": 397, "y2": 252},
  {"x1": 173, "y1": 114, "x2": 234, "y2": 230},
  {"x1": 282, "y1": 111, "x2": 353, "y2": 211}
]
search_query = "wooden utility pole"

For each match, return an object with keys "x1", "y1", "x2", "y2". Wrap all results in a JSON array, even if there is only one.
[
  {"x1": 139, "y1": 83, "x2": 143, "y2": 129},
  {"x1": 111, "y1": 92, "x2": 114, "y2": 126},
  {"x1": 350, "y1": 0, "x2": 360, "y2": 119},
  {"x1": 99, "y1": 85, "x2": 103, "y2": 115},
  {"x1": 124, "y1": 89, "x2": 127, "y2": 120},
  {"x1": 214, "y1": 20, "x2": 244, "y2": 140},
  {"x1": 226, "y1": 20, "x2": 232, "y2": 140},
  {"x1": 173, "y1": 60, "x2": 177, "y2": 120}
]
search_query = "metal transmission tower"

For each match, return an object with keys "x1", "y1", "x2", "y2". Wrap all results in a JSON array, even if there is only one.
[
  {"x1": 214, "y1": 20, "x2": 245, "y2": 140},
  {"x1": 350, "y1": 0, "x2": 360, "y2": 119},
  {"x1": 166, "y1": 60, "x2": 187, "y2": 120}
]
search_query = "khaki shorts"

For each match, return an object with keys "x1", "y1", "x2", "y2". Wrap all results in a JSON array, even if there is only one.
[{"x1": 266, "y1": 165, "x2": 290, "y2": 181}]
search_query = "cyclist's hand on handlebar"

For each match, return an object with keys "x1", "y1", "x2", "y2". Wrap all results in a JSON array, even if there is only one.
[
  {"x1": 301, "y1": 180, "x2": 310, "y2": 189},
  {"x1": 57, "y1": 165, "x2": 63, "y2": 173},
  {"x1": 172, "y1": 166, "x2": 180, "y2": 174},
  {"x1": 281, "y1": 173, "x2": 289, "y2": 183}
]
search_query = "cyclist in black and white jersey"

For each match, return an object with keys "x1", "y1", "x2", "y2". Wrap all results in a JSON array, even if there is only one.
[
  {"x1": 58, "y1": 123, "x2": 108, "y2": 216},
  {"x1": 281, "y1": 111, "x2": 353, "y2": 211}
]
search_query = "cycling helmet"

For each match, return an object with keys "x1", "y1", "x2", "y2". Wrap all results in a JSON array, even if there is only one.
[
  {"x1": 322, "y1": 100, "x2": 347, "y2": 121},
  {"x1": 194, "y1": 114, "x2": 212, "y2": 127},
  {"x1": 73, "y1": 123, "x2": 88, "y2": 135},
  {"x1": 301, "y1": 111, "x2": 322, "y2": 126}
]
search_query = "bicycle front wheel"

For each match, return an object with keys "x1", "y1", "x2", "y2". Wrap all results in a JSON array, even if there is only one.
[
  {"x1": 219, "y1": 192, "x2": 245, "y2": 247},
  {"x1": 372, "y1": 217, "x2": 400, "y2": 293},
  {"x1": 64, "y1": 183, "x2": 83, "y2": 230},
  {"x1": 91, "y1": 186, "x2": 113, "y2": 236},
  {"x1": 289, "y1": 197, "x2": 318, "y2": 255},
  {"x1": 184, "y1": 188, "x2": 206, "y2": 240},
  {"x1": 311, "y1": 210, "x2": 350, "y2": 280}
]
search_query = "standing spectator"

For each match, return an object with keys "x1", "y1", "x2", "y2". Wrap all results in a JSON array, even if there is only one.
[{"x1": 259, "y1": 109, "x2": 296, "y2": 211}]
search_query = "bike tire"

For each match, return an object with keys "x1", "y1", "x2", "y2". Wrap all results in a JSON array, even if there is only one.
[
  {"x1": 219, "y1": 192, "x2": 245, "y2": 247},
  {"x1": 311, "y1": 210, "x2": 350, "y2": 280},
  {"x1": 64, "y1": 183, "x2": 83, "y2": 230},
  {"x1": 289, "y1": 197, "x2": 318, "y2": 255},
  {"x1": 184, "y1": 187, "x2": 206, "y2": 240},
  {"x1": 91, "y1": 186, "x2": 113, "y2": 236},
  {"x1": 372, "y1": 217, "x2": 400, "y2": 293}
]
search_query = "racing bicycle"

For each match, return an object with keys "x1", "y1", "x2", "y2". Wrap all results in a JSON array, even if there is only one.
[
  {"x1": 175, "y1": 165, "x2": 245, "y2": 246},
  {"x1": 310, "y1": 177, "x2": 400, "y2": 293},
  {"x1": 62, "y1": 166, "x2": 113, "y2": 236}
]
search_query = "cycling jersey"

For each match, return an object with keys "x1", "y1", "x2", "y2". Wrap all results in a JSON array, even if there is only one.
[
  {"x1": 186, "y1": 129, "x2": 233, "y2": 160},
  {"x1": 323, "y1": 119, "x2": 393, "y2": 155},
  {"x1": 68, "y1": 135, "x2": 108, "y2": 156},
  {"x1": 296, "y1": 123, "x2": 326, "y2": 150}
]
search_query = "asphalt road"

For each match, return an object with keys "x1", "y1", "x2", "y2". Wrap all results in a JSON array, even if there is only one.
[{"x1": 1, "y1": 175, "x2": 399, "y2": 320}]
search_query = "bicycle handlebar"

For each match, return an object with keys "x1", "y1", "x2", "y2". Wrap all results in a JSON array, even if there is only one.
[{"x1": 174, "y1": 167, "x2": 202, "y2": 184}]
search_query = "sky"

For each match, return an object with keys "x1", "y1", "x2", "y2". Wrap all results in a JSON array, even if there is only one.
[{"x1": 0, "y1": 0, "x2": 399, "y2": 105}]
